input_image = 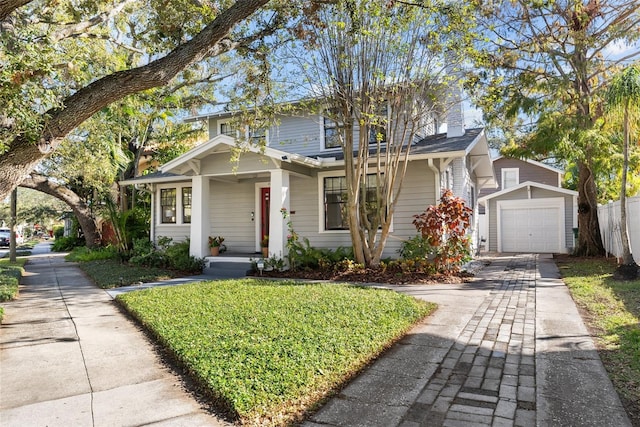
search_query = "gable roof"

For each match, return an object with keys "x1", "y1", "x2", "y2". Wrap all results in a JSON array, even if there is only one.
[
  {"x1": 478, "y1": 180, "x2": 578, "y2": 204},
  {"x1": 493, "y1": 156, "x2": 564, "y2": 176},
  {"x1": 160, "y1": 134, "x2": 323, "y2": 175}
]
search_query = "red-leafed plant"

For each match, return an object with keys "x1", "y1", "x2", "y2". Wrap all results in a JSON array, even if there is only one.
[{"x1": 412, "y1": 189, "x2": 472, "y2": 273}]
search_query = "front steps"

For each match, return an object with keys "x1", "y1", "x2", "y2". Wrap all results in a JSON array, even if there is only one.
[{"x1": 203, "y1": 255, "x2": 256, "y2": 279}]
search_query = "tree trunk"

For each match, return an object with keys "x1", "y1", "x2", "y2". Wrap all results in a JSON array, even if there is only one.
[
  {"x1": 20, "y1": 175, "x2": 101, "y2": 248},
  {"x1": 9, "y1": 188, "x2": 17, "y2": 262},
  {"x1": 575, "y1": 159, "x2": 605, "y2": 256}
]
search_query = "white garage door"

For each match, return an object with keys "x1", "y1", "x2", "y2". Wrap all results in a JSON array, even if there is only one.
[{"x1": 498, "y1": 199, "x2": 564, "y2": 253}]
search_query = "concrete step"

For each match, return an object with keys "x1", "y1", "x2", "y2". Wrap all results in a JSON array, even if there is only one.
[{"x1": 203, "y1": 256, "x2": 255, "y2": 278}]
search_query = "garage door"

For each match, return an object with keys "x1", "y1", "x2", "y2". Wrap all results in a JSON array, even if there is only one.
[{"x1": 499, "y1": 200, "x2": 563, "y2": 253}]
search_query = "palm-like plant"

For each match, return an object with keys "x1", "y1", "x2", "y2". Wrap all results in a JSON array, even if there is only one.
[{"x1": 605, "y1": 64, "x2": 640, "y2": 278}]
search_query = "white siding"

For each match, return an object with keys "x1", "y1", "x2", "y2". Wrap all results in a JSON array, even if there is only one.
[{"x1": 209, "y1": 179, "x2": 261, "y2": 254}]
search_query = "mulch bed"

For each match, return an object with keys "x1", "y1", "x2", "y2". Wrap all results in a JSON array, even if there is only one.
[{"x1": 250, "y1": 267, "x2": 474, "y2": 285}]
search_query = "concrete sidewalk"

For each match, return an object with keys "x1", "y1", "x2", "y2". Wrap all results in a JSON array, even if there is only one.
[
  {"x1": 0, "y1": 247, "x2": 230, "y2": 426},
  {"x1": 0, "y1": 249, "x2": 631, "y2": 426}
]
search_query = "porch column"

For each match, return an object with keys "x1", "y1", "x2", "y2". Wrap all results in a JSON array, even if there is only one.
[
  {"x1": 190, "y1": 175, "x2": 211, "y2": 258},
  {"x1": 268, "y1": 169, "x2": 290, "y2": 259}
]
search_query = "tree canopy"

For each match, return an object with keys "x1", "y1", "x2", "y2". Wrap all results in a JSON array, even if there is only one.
[
  {"x1": 0, "y1": 0, "x2": 311, "y2": 199},
  {"x1": 470, "y1": 0, "x2": 640, "y2": 255}
]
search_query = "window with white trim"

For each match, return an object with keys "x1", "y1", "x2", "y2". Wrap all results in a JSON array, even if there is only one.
[
  {"x1": 220, "y1": 122, "x2": 238, "y2": 137},
  {"x1": 249, "y1": 127, "x2": 267, "y2": 145},
  {"x1": 502, "y1": 168, "x2": 519, "y2": 189},
  {"x1": 160, "y1": 189, "x2": 176, "y2": 224},
  {"x1": 182, "y1": 187, "x2": 192, "y2": 223}
]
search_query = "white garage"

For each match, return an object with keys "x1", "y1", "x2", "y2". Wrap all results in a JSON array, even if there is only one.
[
  {"x1": 480, "y1": 182, "x2": 578, "y2": 254},
  {"x1": 498, "y1": 199, "x2": 564, "y2": 253}
]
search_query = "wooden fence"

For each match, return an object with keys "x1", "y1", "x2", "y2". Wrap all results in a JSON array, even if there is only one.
[{"x1": 598, "y1": 195, "x2": 640, "y2": 264}]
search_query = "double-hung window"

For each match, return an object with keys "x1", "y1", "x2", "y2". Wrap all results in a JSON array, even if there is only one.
[
  {"x1": 182, "y1": 187, "x2": 192, "y2": 223},
  {"x1": 324, "y1": 117, "x2": 341, "y2": 149},
  {"x1": 160, "y1": 189, "x2": 176, "y2": 224},
  {"x1": 220, "y1": 122, "x2": 237, "y2": 137},
  {"x1": 323, "y1": 174, "x2": 379, "y2": 230},
  {"x1": 249, "y1": 127, "x2": 267, "y2": 145},
  {"x1": 502, "y1": 168, "x2": 519, "y2": 190}
]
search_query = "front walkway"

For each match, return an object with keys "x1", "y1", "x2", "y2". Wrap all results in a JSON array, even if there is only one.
[{"x1": 0, "y1": 250, "x2": 631, "y2": 426}]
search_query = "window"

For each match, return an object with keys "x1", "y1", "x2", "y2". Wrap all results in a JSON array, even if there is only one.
[
  {"x1": 182, "y1": 187, "x2": 192, "y2": 224},
  {"x1": 502, "y1": 168, "x2": 519, "y2": 189},
  {"x1": 220, "y1": 122, "x2": 237, "y2": 137},
  {"x1": 324, "y1": 174, "x2": 379, "y2": 230},
  {"x1": 324, "y1": 117, "x2": 341, "y2": 149},
  {"x1": 249, "y1": 127, "x2": 267, "y2": 145},
  {"x1": 161, "y1": 189, "x2": 176, "y2": 223}
]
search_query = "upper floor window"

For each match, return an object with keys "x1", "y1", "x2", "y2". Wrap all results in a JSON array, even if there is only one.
[
  {"x1": 220, "y1": 122, "x2": 237, "y2": 137},
  {"x1": 502, "y1": 168, "x2": 519, "y2": 190},
  {"x1": 324, "y1": 117, "x2": 341, "y2": 149},
  {"x1": 249, "y1": 127, "x2": 267, "y2": 145},
  {"x1": 161, "y1": 189, "x2": 176, "y2": 224},
  {"x1": 182, "y1": 187, "x2": 192, "y2": 224}
]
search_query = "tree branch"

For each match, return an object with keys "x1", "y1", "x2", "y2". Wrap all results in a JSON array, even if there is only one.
[{"x1": 0, "y1": 0, "x2": 31, "y2": 21}]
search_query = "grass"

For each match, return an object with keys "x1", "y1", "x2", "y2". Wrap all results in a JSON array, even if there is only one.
[
  {"x1": 0, "y1": 257, "x2": 27, "y2": 321},
  {"x1": 77, "y1": 259, "x2": 176, "y2": 288},
  {"x1": 117, "y1": 279, "x2": 436, "y2": 425},
  {"x1": 557, "y1": 257, "x2": 640, "y2": 424}
]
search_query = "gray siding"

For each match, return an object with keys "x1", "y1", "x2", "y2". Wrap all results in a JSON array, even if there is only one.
[
  {"x1": 287, "y1": 161, "x2": 438, "y2": 258},
  {"x1": 479, "y1": 157, "x2": 560, "y2": 200}
]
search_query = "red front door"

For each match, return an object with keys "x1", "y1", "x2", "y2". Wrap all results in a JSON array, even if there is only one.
[{"x1": 261, "y1": 187, "x2": 270, "y2": 242}]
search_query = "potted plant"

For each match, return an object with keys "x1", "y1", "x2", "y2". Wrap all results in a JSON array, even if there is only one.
[
  {"x1": 208, "y1": 236, "x2": 224, "y2": 256},
  {"x1": 261, "y1": 235, "x2": 269, "y2": 257}
]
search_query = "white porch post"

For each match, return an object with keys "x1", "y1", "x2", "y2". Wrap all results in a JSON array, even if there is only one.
[
  {"x1": 190, "y1": 175, "x2": 211, "y2": 258},
  {"x1": 268, "y1": 170, "x2": 290, "y2": 259}
]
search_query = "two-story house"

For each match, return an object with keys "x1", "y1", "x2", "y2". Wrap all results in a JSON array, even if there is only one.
[
  {"x1": 478, "y1": 156, "x2": 578, "y2": 254},
  {"x1": 121, "y1": 103, "x2": 496, "y2": 260}
]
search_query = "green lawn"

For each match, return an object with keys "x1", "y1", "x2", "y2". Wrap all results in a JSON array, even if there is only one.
[
  {"x1": 76, "y1": 259, "x2": 175, "y2": 288},
  {"x1": 557, "y1": 257, "x2": 640, "y2": 424},
  {"x1": 0, "y1": 258, "x2": 27, "y2": 321},
  {"x1": 117, "y1": 279, "x2": 435, "y2": 424}
]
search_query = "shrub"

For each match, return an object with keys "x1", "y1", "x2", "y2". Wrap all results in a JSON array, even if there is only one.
[
  {"x1": 52, "y1": 235, "x2": 85, "y2": 252},
  {"x1": 412, "y1": 189, "x2": 472, "y2": 273},
  {"x1": 53, "y1": 226, "x2": 65, "y2": 239},
  {"x1": 128, "y1": 237, "x2": 203, "y2": 273},
  {"x1": 66, "y1": 246, "x2": 119, "y2": 262},
  {"x1": 399, "y1": 235, "x2": 437, "y2": 260}
]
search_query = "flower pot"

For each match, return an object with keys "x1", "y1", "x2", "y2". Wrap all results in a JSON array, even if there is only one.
[
  {"x1": 261, "y1": 247, "x2": 268, "y2": 257},
  {"x1": 210, "y1": 246, "x2": 220, "y2": 256}
]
